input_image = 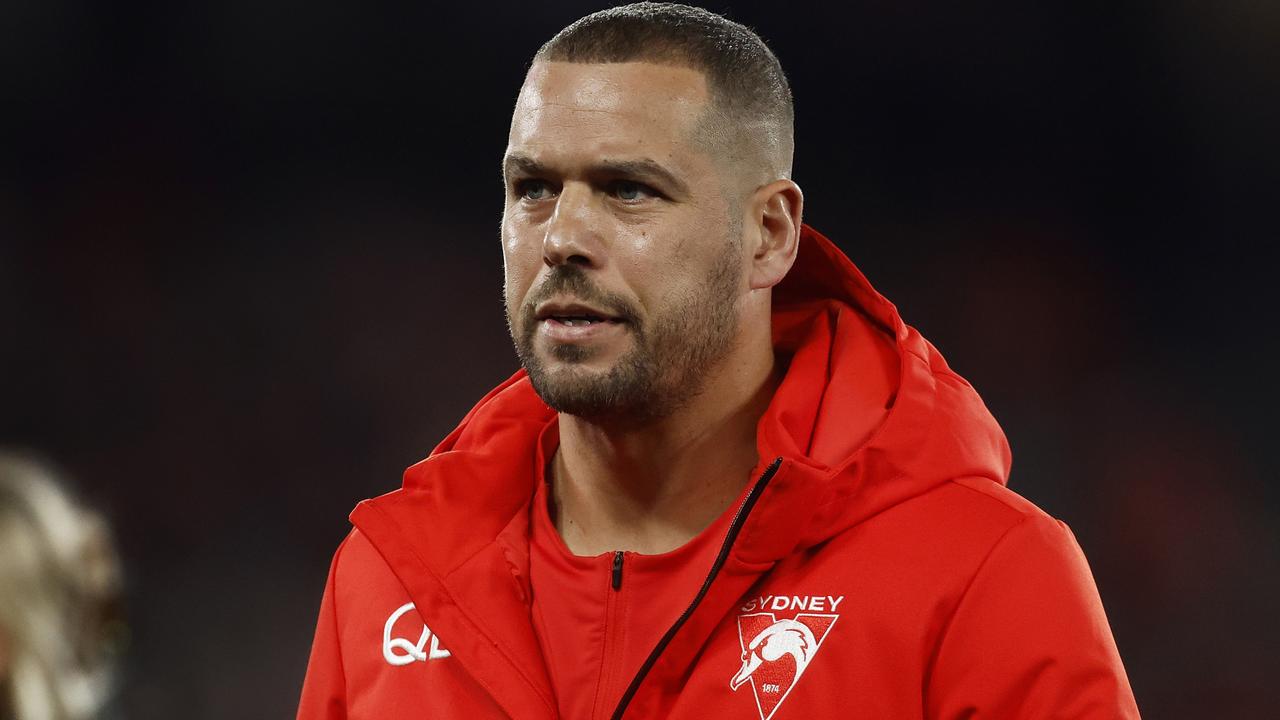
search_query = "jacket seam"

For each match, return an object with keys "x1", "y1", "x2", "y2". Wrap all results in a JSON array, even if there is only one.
[
  {"x1": 921, "y1": 512, "x2": 1034, "y2": 696},
  {"x1": 947, "y1": 477, "x2": 1042, "y2": 518},
  {"x1": 903, "y1": 346, "x2": 931, "y2": 365}
]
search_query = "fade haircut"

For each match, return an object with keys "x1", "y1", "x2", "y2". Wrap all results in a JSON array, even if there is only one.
[{"x1": 535, "y1": 2, "x2": 795, "y2": 180}]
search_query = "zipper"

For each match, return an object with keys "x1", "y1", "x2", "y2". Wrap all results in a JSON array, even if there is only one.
[
  {"x1": 609, "y1": 457, "x2": 784, "y2": 720},
  {"x1": 596, "y1": 550, "x2": 628, "y2": 719},
  {"x1": 612, "y1": 550, "x2": 625, "y2": 590}
]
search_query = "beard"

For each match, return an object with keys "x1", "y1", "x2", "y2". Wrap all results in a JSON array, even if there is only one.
[{"x1": 506, "y1": 239, "x2": 741, "y2": 425}]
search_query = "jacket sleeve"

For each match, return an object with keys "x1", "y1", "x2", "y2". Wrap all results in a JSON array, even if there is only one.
[
  {"x1": 925, "y1": 514, "x2": 1141, "y2": 719},
  {"x1": 297, "y1": 536, "x2": 350, "y2": 720}
]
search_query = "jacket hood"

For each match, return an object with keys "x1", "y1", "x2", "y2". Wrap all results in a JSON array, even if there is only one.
[
  {"x1": 747, "y1": 224, "x2": 1012, "y2": 560},
  {"x1": 365, "y1": 224, "x2": 1010, "y2": 574}
]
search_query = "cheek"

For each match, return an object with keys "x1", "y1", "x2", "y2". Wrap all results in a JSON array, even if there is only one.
[
  {"x1": 618, "y1": 228, "x2": 706, "y2": 307},
  {"x1": 501, "y1": 214, "x2": 542, "y2": 307},
  {"x1": 613, "y1": 232, "x2": 652, "y2": 288}
]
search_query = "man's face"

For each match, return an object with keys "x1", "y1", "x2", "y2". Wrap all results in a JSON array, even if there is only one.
[{"x1": 501, "y1": 61, "x2": 745, "y2": 422}]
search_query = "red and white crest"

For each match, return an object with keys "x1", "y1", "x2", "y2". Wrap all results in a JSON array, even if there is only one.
[{"x1": 730, "y1": 610, "x2": 838, "y2": 720}]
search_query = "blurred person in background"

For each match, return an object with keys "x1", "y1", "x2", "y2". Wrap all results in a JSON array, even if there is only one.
[{"x1": 0, "y1": 452, "x2": 124, "y2": 720}]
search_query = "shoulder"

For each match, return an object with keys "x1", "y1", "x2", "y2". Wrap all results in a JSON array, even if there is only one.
[
  {"x1": 917, "y1": 483, "x2": 1140, "y2": 717},
  {"x1": 863, "y1": 476, "x2": 1067, "y2": 552},
  {"x1": 929, "y1": 477, "x2": 1085, "y2": 569},
  {"x1": 902, "y1": 479, "x2": 1100, "y2": 615},
  {"x1": 810, "y1": 476, "x2": 1089, "y2": 611},
  {"x1": 328, "y1": 529, "x2": 409, "y2": 615},
  {"x1": 941, "y1": 477, "x2": 1082, "y2": 561},
  {"x1": 947, "y1": 475, "x2": 1055, "y2": 521}
]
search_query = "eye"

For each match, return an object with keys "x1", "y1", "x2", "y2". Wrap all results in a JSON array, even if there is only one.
[
  {"x1": 516, "y1": 179, "x2": 557, "y2": 202},
  {"x1": 610, "y1": 180, "x2": 656, "y2": 203}
]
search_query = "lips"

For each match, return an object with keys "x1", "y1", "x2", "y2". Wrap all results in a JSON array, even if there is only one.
[
  {"x1": 552, "y1": 317, "x2": 607, "y2": 326},
  {"x1": 534, "y1": 301, "x2": 626, "y2": 326},
  {"x1": 532, "y1": 299, "x2": 629, "y2": 344}
]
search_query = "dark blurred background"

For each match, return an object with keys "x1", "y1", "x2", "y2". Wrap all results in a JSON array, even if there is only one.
[{"x1": 2, "y1": 0, "x2": 1277, "y2": 717}]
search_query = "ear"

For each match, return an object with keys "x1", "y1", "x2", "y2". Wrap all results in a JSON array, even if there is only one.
[{"x1": 746, "y1": 179, "x2": 804, "y2": 290}]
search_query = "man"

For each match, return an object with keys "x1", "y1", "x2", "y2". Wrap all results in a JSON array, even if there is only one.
[{"x1": 297, "y1": 4, "x2": 1140, "y2": 719}]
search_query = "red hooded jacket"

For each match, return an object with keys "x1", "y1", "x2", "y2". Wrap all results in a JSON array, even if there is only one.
[{"x1": 297, "y1": 225, "x2": 1140, "y2": 719}]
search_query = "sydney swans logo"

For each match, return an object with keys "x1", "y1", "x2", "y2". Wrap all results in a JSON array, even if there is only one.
[
  {"x1": 383, "y1": 602, "x2": 451, "y2": 666},
  {"x1": 730, "y1": 594, "x2": 842, "y2": 720}
]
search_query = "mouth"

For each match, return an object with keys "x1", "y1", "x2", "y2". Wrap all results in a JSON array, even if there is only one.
[
  {"x1": 534, "y1": 301, "x2": 627, "y2": 327},
  {"x1": 531, "y1": 299, "x2": 630, "y2": 346}
]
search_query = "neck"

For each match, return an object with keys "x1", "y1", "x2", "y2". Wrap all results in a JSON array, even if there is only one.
[{"x1": 549, "y1": 339, "x2": 778, "y2": 556}]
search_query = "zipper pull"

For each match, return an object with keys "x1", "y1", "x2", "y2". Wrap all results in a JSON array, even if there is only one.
[{"x1": 611, "y1": 550, "x2": 624, "y2": 590}]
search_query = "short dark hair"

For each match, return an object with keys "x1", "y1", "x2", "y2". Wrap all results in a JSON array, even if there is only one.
[{"x1": 536, "y1": 2, "x2": 794, "y2": 177}]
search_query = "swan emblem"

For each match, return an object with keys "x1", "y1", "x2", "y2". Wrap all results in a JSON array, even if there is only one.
[{"x1": 730, "y1": 618, "x2": 818, "y2": 690}]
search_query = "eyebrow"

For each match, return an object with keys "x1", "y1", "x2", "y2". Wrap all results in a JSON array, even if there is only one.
[{"x1": 503, "y1": 153, "x2": 691, "y2": 198}]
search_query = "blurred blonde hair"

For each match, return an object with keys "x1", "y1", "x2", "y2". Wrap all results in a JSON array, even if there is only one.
[{"x1": 0, "y1": 451, "x2": 122, "y2": 720}]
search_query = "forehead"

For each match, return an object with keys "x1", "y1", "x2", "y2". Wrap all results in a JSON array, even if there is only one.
[{"x1": 508, "y1": 61, "x2": 713, "y2": 166}]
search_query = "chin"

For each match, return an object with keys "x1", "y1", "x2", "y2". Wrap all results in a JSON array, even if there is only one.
[
  {"x1": 543, "y1": 342, "x2": 596, "y2": 365},
  {"x1": 538, "y1": 358, "x2": 620, "y2": 394},
  {"x1": 526, "y1": 360, "x2": 627, "y2": 415}
]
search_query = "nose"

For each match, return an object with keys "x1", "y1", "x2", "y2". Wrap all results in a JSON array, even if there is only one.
[{"x1": 543, "y1": 183, "x2": 603, "y2": 269}]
